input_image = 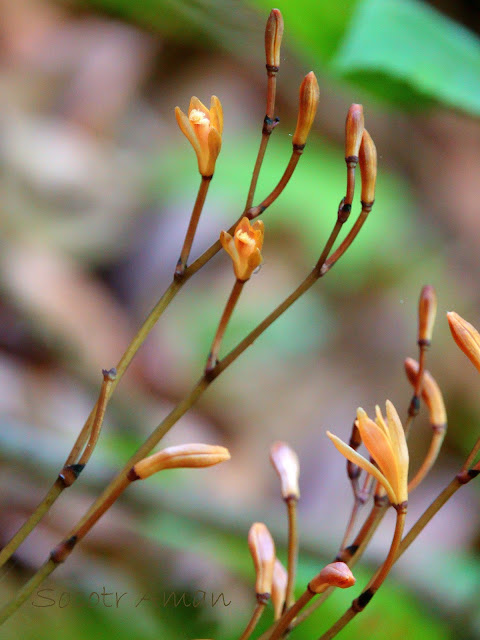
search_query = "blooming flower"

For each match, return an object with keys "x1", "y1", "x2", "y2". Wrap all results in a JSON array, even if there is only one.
[
  {"x1": 220, "y1": 217, "x2": 264, "y2": 282},
  {"x1": 327, "y1": 400, "x2": 409, "y2": 506},
  {"x1": 175, "y1": 96, "x2": 223, "y2": 177}
]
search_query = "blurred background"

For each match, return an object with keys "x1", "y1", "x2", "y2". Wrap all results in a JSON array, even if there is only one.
[{"x1": 0, "y1": 0, "x2": 479, "y2": 638}]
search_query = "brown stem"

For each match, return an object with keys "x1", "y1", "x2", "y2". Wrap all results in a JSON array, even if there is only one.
[
  {"x1": 293, "y1": 495, "x2": 388, "y2": 629},
  {"x1": 247, "y1": 150, "x2": 302, "y2": 219},
  {"x1": 77, "y1": 369, "x2": 116, "y2": 467},
  {"x1": 321, "y1": 203, "x2": 373, "y2": 275},
  {"x1": 239, "y1": 602, "x2": 267, "y2": 640},
  {"x1": 405, "y1": 344, "x2": 427, "y2": 437},
  {"x1": 408, "y1": 424, "x2": 446, "y2": 492},
  {"x1": 206, "y1": 279, "x2": 245, "y2": 372},
  {"x1": 285, "y1": 497, "x2": 299, "y2": 608},
  {"x1": 317, "y1": 505, "x2": 407, "y2": 640},
  {"x1": 175, "y1": 175, "x2": 212, "y2": 278},
  {"x1": 244, "y1": 71, "x2": 279, "y2": 212},
  {"x1": 268, "y1": 589, "x2": 314, "y2": 640}
]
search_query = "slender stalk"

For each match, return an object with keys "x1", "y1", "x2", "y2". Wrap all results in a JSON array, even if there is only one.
[
  {"x1": 206, "y1": 279, "x2": 245, "y2": 372},
  {"x1": 285, "y1": 497, "x2": 299, "y2": 608},
  {"x1": 0, "y1": 199, "x2": 371, "y2": 624},
  {"x1": 408, "y1": 425, "x2": 446, "y2": 492},
  {"x1": 317, "y1": 506, "x2": 407, "y2": 640},
  {"x1": 175, "y1": 176, "x2": 212, "y2": 278},
  {"x1": 292, "y1": 497, "x2": 388, "y2": 628},
  {"x1": 78, "y1": 369, "x2": 116, "y2": 467},
  {"x1": 239, "y1": 602, "x2": 267, "y2": 640},
  {"x1": 0, "y1": 369, "x2": 116, "y2": 569},
  {"x1": 269, "y1": 590, "x2": 314, "y2": 640},
  {"x1": 244, "y1": 73, "x2": 278, "y2": 212},
  {"x1": 0, "y1": 559, "x2": 57, "y2": 625},
  {"x1": 247, "y1": 150, "x2": 302, "y2": 219},
  {"x1": 321, "y1": 204, "x2": 372, "y2": 275},
  {"x1": 405, "y1": 345, "x2": 426, "y2": 437},
  {"x1": 0, "y1": 480, "x2": 63, "y2": 568},
  {"x1": 461, "y1": 435, "x2": 480, "y2": 473}
]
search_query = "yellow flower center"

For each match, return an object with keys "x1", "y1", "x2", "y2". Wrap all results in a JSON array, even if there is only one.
[
  {"x1": 236, "y1": 230, "x2": 255, "y2": 248},
  {"x1": 189, "y1": 109, "x2": 209, "y2": 125}
]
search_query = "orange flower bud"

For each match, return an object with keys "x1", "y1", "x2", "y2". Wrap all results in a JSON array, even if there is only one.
[
  {"x1": 292, "y1": 72, "x2": 319, "y2": 148},
  {"x1": 220, "y1": 217, "x2": 264, "y2": 282},
  {"x1": 248, "y1": 522, "x2": 276, "y2": 600},
  {"x1": 418, "y1": 285, "x2": 437, "y2": 346},
  {"x1": 405, "y1": 358, "x2": 446, "y2": 427},
  {"x1": 175, "y1": 96, "x2": 223, "y2": 177},
  {"x1": 265, "y1": 9, "x2": 284, "y2": 69},
  {"x1": 309, "y1": 562, "x2": 355, "y2": 593},
  {"x1": 270, "y1": 441, "x2": 300, "y2": 500},
  {"x1": 359, "y1": 129, "x2": 377, "y2": 205},
  {"x1": 345, "y1": 104, "x2": 364, "y2": 163},
  {"x1": 132, "y1": 444, "x2": 230, "y2": 480},
  {"x1": 271, "y1": 559, "x2": 288, "y2": 620},
  {"x1": 447, "y1": 311, "x2": 480, "y2": 373}
]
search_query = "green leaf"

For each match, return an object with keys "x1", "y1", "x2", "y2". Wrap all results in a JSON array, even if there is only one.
[{"x1": 332, "y1": 0, "x2": 480, "y2": 115}]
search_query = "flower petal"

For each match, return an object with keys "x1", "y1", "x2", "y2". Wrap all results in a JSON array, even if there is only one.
[
  {"x1": 175, "y1": 106, "x2": 201, "y2": 158},
  {"x1": 189, "y1": 96, "x2": 210, "y2": 117},
  {"x1": 356, "y1": 408, "x2": 400, "y2": 501},
  {"x1": 326, "y1": 431, "x2": 397, "y2": 504},
  {"x1": 210, "y1": 95, "x2": 223, "y2": 134}
]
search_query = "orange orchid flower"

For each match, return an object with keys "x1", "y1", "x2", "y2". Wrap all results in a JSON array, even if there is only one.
[
  {"x1": 327, "y1": 401, "x2": 408, "y2": 506},
  {"x1": 175, "y1": 96, "x2": 223, "y2": 177},
  {"x1": 220, "y1": 217, "x2": 264, "y2": 282}
]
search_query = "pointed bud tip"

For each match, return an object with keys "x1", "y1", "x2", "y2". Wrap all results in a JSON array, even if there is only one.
[
  {"x1": 418, "y1": 285, "x2": 437, "y2": 344},
  {"x1": 309, "y1": 562, "x2": 355, "y2": 593},
  {"x1": 292, "y1": 72, "x2": 320, "y2": 148},
  {"x1": 265, "y1": 8, "x2": 284, "y2": 68},
  {"x1": 270, "y1": 441, "x2": 300, "y2": 500},
  {"x1": 447, "y1": 311, "x2": 480, "y2": 373}
]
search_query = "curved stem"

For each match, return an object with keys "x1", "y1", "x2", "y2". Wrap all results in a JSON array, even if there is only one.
[
  {"x1": 247, "y1": 150, "x2": 302, "y2": 219},
  {"x1": 239, "y1": 602, "x2": 267, "y2": 640},
  {"x1": 268, "y1": 589, "x2": 314, "y2": 640},
  {"x1": 175, "y1": 175, "x2": 212, "y2": 278},
  {"x1": 317, "y1": 506, "x2": 406, "y2": 640},
  {"x1": 206, "y1": 279, "x2": 244, "y2": 372}
]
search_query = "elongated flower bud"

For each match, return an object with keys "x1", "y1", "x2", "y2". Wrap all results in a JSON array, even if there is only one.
[
  {"x1": 447, "y1": 312, "x2": 480, "y2": 373},
  {"x1": 132, "y1": 444, "x2": 230, "y2": 480},
  {"x1": 270, "y1": 441, "x2": 300, "y2": 500},
  {"x1": 265, "y1": 9, "x2": 284, "y2": 70},
  {"x1": 405, "y1": 358, "x2": 446, "y2": 427},
  {"x1": 345, "y1": 104, "x2": 364, "y2": 165},
  {"x1": 309, "y1": 562, "x2": 355, "y2": 593},
  {"x1": 271, "y1": 559, "x2": 288, "y2": 620},
  {"x1": 359, "y1": 129, "x2": 377, "y2": 205},
  {"x1": 292, "y1": 72, "x2": 319, "y2": 148},
  {"x1": 248, "y1": 522, "x2": 276, "y2": 601},
  {"x1": 418, "y1": 285, "x2": 437, "y2": 346}
]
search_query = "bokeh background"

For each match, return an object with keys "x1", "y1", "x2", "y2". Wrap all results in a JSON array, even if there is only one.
[{"x1": 0, "y1": 0, "x2": 479, "y2": 638}]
